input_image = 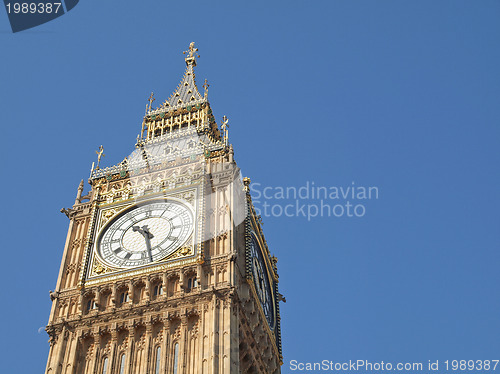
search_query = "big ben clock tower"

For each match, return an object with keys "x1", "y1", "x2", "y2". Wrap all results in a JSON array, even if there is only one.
[{"x1": 45, "y1": 43, "x2": 283, "y2": 374}]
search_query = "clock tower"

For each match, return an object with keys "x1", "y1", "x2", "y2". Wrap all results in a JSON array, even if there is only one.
[{"x1": 45, "y1": 43, "x2": 283, "y2": 374}]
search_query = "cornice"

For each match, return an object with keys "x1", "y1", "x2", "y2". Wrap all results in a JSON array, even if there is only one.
[{"x1": 47, "y1": 285, "x2": 236, "y2": 331}]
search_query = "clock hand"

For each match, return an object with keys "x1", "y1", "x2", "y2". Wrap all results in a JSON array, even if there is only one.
[
  {"x1": 257, "y1": 267, "x2": 267, "y2": 302},
  {"x1": 141, "y1": 225, "x2": 154, "y2": 262},
  {"x1": 132, "y1": 225, "x2": 154, "y2": 262},
  {"x1": 141, "y1": 225, "x2": 154, "y2": 239}
]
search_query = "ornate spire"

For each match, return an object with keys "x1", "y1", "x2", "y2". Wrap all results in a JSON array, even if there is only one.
[
  {"x1": 75, "y1": 179, "x2": 84, "y2": 205},
  {"x1": 158, "y1": 42, "x2": 204, "y2": 112},
  {"x1": 90, "y1": 43, "x2": 226, "y2": 180}
]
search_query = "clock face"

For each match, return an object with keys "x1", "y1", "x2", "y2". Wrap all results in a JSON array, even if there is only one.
[
  {"x1": 96, "y1": 200, "x2": 194, "y2": 269},
  {"x1": 249, "y1": 232, "x2": 275, "y2": 329}
]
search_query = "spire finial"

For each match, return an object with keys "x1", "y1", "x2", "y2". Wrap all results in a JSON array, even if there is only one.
[
  {"x1": 146, "y1": 92, "x2": 155, "y2": 113},
  {"x1": 183, "y1": 42, "x2": 200, "y2": 66},
  {"x1": 95, "y1": 145, "x2": 105, "y2": 169},
  {"x1": 203, "y1": 79, "x2": 209, "y2": 99},
  {"x1": 221, "y1": 115, "x2": 229, "y2": 146},
  {"x1": 243, "y1": 177, "x2": 251, "y2": 193},
  {"x1": 75, "y1": 180, "x2": 84, "y2": 204}
]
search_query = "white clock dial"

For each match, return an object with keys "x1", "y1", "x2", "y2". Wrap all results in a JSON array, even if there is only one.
[
  {"x1": 97, "y1": 200, "x2": 194, "y2": 268},
  {"x1": 249, "y1": 232, "x2": 275, "y2": 329}
]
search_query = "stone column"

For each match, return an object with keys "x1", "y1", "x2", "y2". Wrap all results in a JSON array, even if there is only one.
[
  {"x1": 196, "y1": 264, "x2": 202, "y2": 290},
  {"x1": 212, "y1": 296, "x2": 220, "y2": 373},
  {"x1": 78, "y1": 293, "x2": 84, "y2": 315},
  {"x1": 95, "y1": 288, "x2": 101, "y2": 311},
  {"x1": 124, "y1": 325, "x2": 134, "y2": 374},
  {"x1": 144, "y1": 320, "x2": 153, "y2": 373},
  {"x1": 44, "y1": 336, "x2": 56, "y2": 373},
  {"x1": 179, "y1": 270, "x2": 185, "y2": 293},
  {"x1": 161, "y1": 318, "x2": 170, "y2": 374},
  {"x1": 179, "y1": 313, "x2": 188, "y2": 374},
  {"x1": 226, "y1": 296, "x2": 240, "y2": 373},
  {"x1": 111, "y1": 283, "x2": 117, "y2": 308},
  {"x1": 46, "y1": 331, "x2": 62, "y2": 374},
  {"x1": 88, "y1": 331, "x2": 100, "y2": 374},
  {"x1": 162, "y1": 272, "x2": 168, "y2": 301},
  {"x1": 109, "y1": 325, "x2": 118, "y2": 373},
  {"x1": 49, "y1": 201, "x2": 77, "y2": 322},
  {"x1": 65, "y1": 331, "x2": 79, "y2": 374},
  {"x1": 145, "y1": 276, "x2": 152, "y2": 302},
  {"x1": 128, "y1": 280, "x2": 134, "y2": 305},
  {"x1": 53, "y1": 327, "x2": 71, "y2": 374}
]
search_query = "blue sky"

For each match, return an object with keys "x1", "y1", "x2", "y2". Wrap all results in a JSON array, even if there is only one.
[{"x1": 0, "y1": 1, "x2": 499, "y2": 372}]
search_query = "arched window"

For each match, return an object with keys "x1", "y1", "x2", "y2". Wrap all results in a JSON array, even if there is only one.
[
  {"x1": 101, "y1": 357, "x2": 108, "y2": 374},
  {"x1": 119, "y1": 291, "x2": 130, "y2": 304},
  {"x1": 186, "y1": 277, "x2": 198, "y2": 291},
  {"x1": 118, "y1": 354, "x2": 126, "y2": 374},
  {"x1": 86, "y1": 299, "x2": 96, "y2": 311},
  {"x1": 173, "y1": 343, "x2": 179, "y2": 374},
  {"x1": 155, "y1": 346, "x2": 161, "y2": 374},
  {"x1": 153, "y1": 284, "x2": 163, "y2": 296}
]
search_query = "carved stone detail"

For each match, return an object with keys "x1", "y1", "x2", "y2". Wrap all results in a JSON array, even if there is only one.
[{"x1": 90, "y1": 259, "x2": 115, "y2": 276}]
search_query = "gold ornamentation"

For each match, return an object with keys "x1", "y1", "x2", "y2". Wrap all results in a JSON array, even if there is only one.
[
  {"x1": 98, "y1": 205, "x2": 129, "y2": 230},
  {"x1": 179, "y1": 190, "x2": 195, "y2": 203},
  {"x1": 95, "y1": 145, "x2": 105, "y2": 169},
  {"x1": 179, "y1": 247, "x2": 191, "y2": 255},
  {"x1": 243, "y1": 177, "x2": 251, "y2": 192},
  {"x1": 98, "y1": 209, "x2": 116, "y2": 230},
  {"x1": 183, "y1": 42, "x2": 199, "y2": 59},
  {"x1": 203, "y1": 79, "x2": 209, "y2": 98},
  {"x1": 167, "y1": 245, "x2": 193, "y2": 260},
  {"x1": 147, "y1": 92, "x2": 155, "y2": 112},
  {"x1": 92, "y1": 260, "x2": 114, "y2": 276},
  {"x1": 103, "y1": 209, "x2": 114, "y2": 219}
]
